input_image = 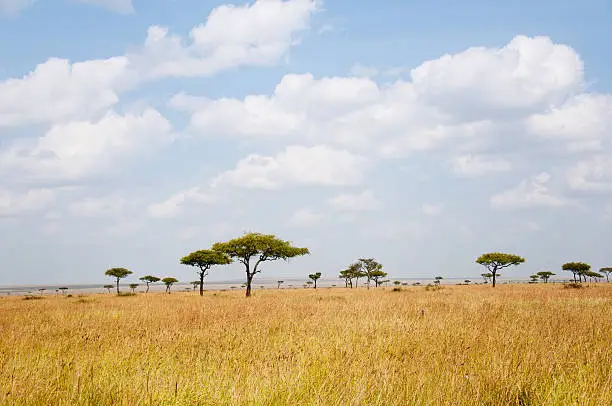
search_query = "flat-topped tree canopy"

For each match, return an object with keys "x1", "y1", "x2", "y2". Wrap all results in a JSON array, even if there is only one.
[
  {"x1": 212, "y1": 232, "x2": 309, "y2": 297},
  {"x1": 105, "y1": 267, "x2": 133, "y2": 294},
  {"x1": 476, "y1": 252, "x2": 525, "y2": 287},
  {"x1": 181, "y1": 249, "x2": 233, "y2": 296},
  {"x1": 562, "y1": 262, "x2": 590, "y2": 282}
]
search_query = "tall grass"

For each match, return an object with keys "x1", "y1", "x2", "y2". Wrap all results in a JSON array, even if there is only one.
[{"x1": 0, "y1": 284, "x2": 610, "y2": 405}]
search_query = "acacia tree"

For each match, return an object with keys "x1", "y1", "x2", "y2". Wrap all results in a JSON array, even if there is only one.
[
  {"x1": 308, "y1": 272, "x2": 322, "y2": 289},
  {"x1": 562, "y1": 262, "x2": 590, "y2": 283},
  {"x1": 339, "y1": 270, "x2": 353, "y2": 288},
  {"x1": 434, "y1": 276, "x2": 443, "y2": 285},
  {"x1": 359, "y1": 258, "x2": 383, "y2": 289},
  {"x1": 212, "y1": 232, "x2": 309, "y2": 297},
  {"x1": 105, "y1": 268, "x2": 133, "y2": 294},
  {"x1": 600, "y1": 268, "x2": 612, "y2": 283},
  {"x1": 190, "y1": 281, "x2": 200, "y2": 291},
  {"x1": 139, "y1": 276, "x2": 160, "y2": 293},
  {"x1": 181, "y1": 250, "x2": 233, "y2": 296},
  {"x1": 162, "y1": 277, "x2": 178, "y2": 294},
  {"x1": 59, "y1": 287, "x2": 68, "y2": 295},
  {"x1": 277, "y1": 280, "x2": 284, "y2": 289},
  {"x1": 103, "y1": 284, "x2": 113, "y2": 293},
  {"x1": 370, "y1": 270, "x2": 388, "y2": 287},
  {"x1": 481, "y1": 273, "x2": 493, "y2": 284},
  {"x1": 537, "y1": 271, "x2": 555, "y2": 283},
  {"x1": 529, "y1": 275, "x2": 539, "y2": 283},
  {"x1": 476, "y1": 253, "x2": 525, "y2": 288},
  {"x1": 129, "y1": 283, "x2": 139, "y2": 293}
]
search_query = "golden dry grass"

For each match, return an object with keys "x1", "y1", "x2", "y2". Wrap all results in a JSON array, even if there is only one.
[{"x1": 0, "y1": 284, "x2": 611, "y2": 405}]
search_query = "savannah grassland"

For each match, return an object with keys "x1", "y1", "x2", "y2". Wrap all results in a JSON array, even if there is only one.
[{"x1": 0, "y1": 284, "x2": 610, "y2": 405}]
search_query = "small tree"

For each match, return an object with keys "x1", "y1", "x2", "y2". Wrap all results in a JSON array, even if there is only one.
[
  {"x1": 139, "y1": 276, "x2": 160, "y2": 293},
  {"x1": 308, "y1": 272, "x2": 322, "y2": 289},
  {"x1": 162, "y1": 277, "x2": 178, "y2": 294},
  {"x1": 129, "y1": 283, "x2": 139, "y2": 293},
  {"x1": 359, "y1": 258, "x2": 383, "y2": 289},
  {"x1": 339, "y1": 270, "x2": 353, "y2": 288},
  {"x1": 38, "y1": 288, "x2": 46, "y2": 296},
  {"x1": 434, "y1": 276, "x2": 443, "y2": 285},
  {"x1": 529, "y1": 274, "x2": 539, "y2": 283},
  {"x1": 370, "y1": 270, "x2": 388, "y2": 287},
  {"x1": 537, "y1": 271, "x2": 555, "y2": 283},
  {"x1": 105, "y1": 268, "x2": 133, "y2": 294},
  {"x1": 277, "y1": 280, "x2": 284, "y2": 289},
  {"x1": 181, "y1": 250, "x2": 233, "y2": 296},
  {"x1": 600, "y1": 267, "x2": 611, "y2": 283},
  {"x1": 464, "y1": 280, "x2": 471, "y2": 284},
  {"x1": 212, "y1": 232, "x2": 309, "y2": 297},
  {"x1": 103, "y1": 284, "x2": 113, "y2": 293},
  {"x1": 476, "y1": 253, "x2": 525, "y2": 288},
  {"x1": 393, "y1": 280, "x2": 401, "y2": 286},
  {"x1": 562, "y1": 262, "x2": 590, "y2": 283},
  {"x1": 190, "y1": 281, "x2": 200, "y2": 291},
  {"x1": 306, "y1": 281, "x2": 314, "y2": 288},
  {"x1": 59, "y1": 287, "x2": 68, "y2": 295}
]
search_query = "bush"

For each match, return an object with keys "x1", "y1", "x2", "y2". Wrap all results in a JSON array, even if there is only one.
[
  {"x1": 425, "y1": 284, "x2": 443, "y2": 291},
  {"x1": 23, "y1": 295, "x2": 43, "y2": 301},
  {"x1": 118, "y1": 292, "x2": 136, "y2": 297},
  {"x1": 392, "y1": 287, "x2": 402, "y2": 292},
  {"x1": 563, "y1": 282, "x2": 583, "y2": 289}
]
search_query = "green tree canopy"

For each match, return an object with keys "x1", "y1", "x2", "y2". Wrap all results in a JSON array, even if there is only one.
[
  {"x1": 308, "y1": 272, "x2": 322, "y2": 289},
  {"x1": 212, "y1": 232, "x2": 309, "y2": 297},
  {"x1": 139, "y1": 275, "x2": 160, "y2": 293},
  {"x1": 476, "y1": 253, "x2": 525, "y2": 288},
  {"x1": 358, "y1": 258, "x2": 383, "y2": 289},
  {"x1": 370, "y1": 269, "x2": 388, "y2": 287},
  {"x1": 105, "y1": 267, "x2": 133, "y2": 294},
  {"x1": 600, "y1": 267, "x2": 612, "y2": 283},
  {"x1": 536, "y1": 271, "x2": 555, "y2": 283},
  {"x1": 162, "y1": 277, "x2": 178, "y2": 294},
  {"x1": 180, "y1": 249, "x2": 233, "y2": 296},
  {"x1": 562, "y1": 262, "x2": 590, "y2": 283}
]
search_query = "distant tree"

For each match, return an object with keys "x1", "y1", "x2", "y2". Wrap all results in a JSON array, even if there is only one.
[
  {"x1": 529, "y1": 274, "x2": 539, "y2": 283},
  {"x1": 129, "y1": 283, "x2": 139, "y2": 293},
  {"x1": 59, "y1": 287, "x2": 68, "y2": 295},
  {"x1": 190, "y1": 281, "x2": 200, "y2": 291},
  {"x1": 38, "y1": 288, "x2": 46, "y2": 296},
  {"x1": 464, "y1": 280, "x2": 471, "y2": 284},
  {"x1": 212, "y1": 232, "x2": 309, "y2": 297},
  {"x1": 339, "y1": 270, "x2": 353, "y2": 288},
  {"x1": 370, "y1": 270, "x2": 388, "y2": 287},
  {"x1": 162, "y1": 277, "x2": 178, "y2": 294},
  {"x1": 434, "y1": 276, "x2": 443, "y2": 286},
  {"x1": 584, "y1": 270, "x2": 603, "y2": 283},
  {"x1": 599, "y1": 267, "x2": 611, "y2": 283},
  {"x1": 103, "y1": 284, "x2": 113, "y2": 293},
  {"x1": 306, "y1": 281, "x2": 314, "y2": 288},
  {"x1": 481, "y1": 273, "x2": 493, "y2": 283},
  {"x1": 359, "y1": 258, "x2": 383, "y2": 289},
  {"x1": 537, "y1": 271, "x2": 555, "y2": 283},
  {"x1": 139, "y1": 276, "x2": 160, "y2": 293},
  {"x1": 181, "y1": 249, "x2": 233, "y2": 296},
  {"x1": 393, "y1": 281, "x2": 401, "y2": 286},
  {"x1": 105, "y1": 268, "x2": 133, "y2": 294},
  {"x1": 277, "y1": 280, "x2": 284, "y2": 289},
  {"x1": 562, "y1": 262, "x2": 590, "y2": 283},
  {"x1": 308, "y1": 272, "x2": 322, "y2": 289},
  {"x1": 476, "y1": 253, "x2": 525, "y2": 288},
  {"x1": 260, "y1": 285, "x2": 265, "y2": 289}
]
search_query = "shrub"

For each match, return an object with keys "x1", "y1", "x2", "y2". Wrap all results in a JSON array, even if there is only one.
[
  {"x1": 392, "y1": 287, "x2": 402, "y2": 292},
  {"x1": 118, "y1": 292, "x2": 137, "y2": 297},
  {"x1": 23, "y1": 295, "x2": 43, "y2": 301},
  {"x1": 563, "y1": 282, "x2": 584, "y2": 289}
]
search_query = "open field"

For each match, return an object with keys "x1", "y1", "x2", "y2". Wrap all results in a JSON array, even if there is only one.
[{"x1": 0, "y1": 284, "x2": 610, "y2": 405}]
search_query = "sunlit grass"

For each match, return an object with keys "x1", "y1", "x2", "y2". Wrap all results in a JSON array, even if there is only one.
[{"x1": 0, "y1": 284, "x2": 610, "y2": 405}]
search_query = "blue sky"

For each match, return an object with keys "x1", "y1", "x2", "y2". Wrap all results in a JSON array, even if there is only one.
[{"x1": 1, "y1": 0, "x2": 611, "y2": 286}]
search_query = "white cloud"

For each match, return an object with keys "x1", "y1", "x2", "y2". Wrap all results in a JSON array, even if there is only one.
[
  {"x1": 410, "y1": 35, "x2": 584, "y2": 120},
  {"x1": 147, "y1": 187, "x2": 215, "y2": 219},
  {"x1": 450, "y1": 154, "x2": 511, "y2": 177},
  {"x1": 288, "y1": 208, "x2": 322, "y2": 227},
  {"x1": 422, "y1": 203, "x2": 444, "y2": 216},
  {"x1": 68, "y1": 196, "x2": 126, "y2": 218},
  {"x1": 129, "y1": 0, "x2": 319, "y2": 78},
  {"x1": 490, "y1": 172, "x2": 568, "y2": 209},
  {"x1": 350, "y1": 63, "x2": 379, "y2": 78},
  {"x1": 527, "y1": 93, "x2": 612, "y2": 152},
  {"x1": 212, "y1": 145, "x2": 369, "y2": 189},
  {"x1": 328, "y1": 190, "x2": 382, "y2": 212},
  {"x1": 0, "y1": 188, "x2": 55, "y2": 217},
  {"x1": 566, "y1": 156, "x2": 612, "y2": 193},
  {"x1": 0, "y1": 108, "x2": 173, "y2": 181}
]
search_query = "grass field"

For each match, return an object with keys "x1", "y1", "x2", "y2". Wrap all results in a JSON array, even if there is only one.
[{"x1": 0, "y1": 284, "x2": 610, "y2": 405}]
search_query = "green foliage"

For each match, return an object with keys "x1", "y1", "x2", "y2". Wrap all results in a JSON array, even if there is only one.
[
  {"x1": 536, "y1": 271, "x2": 555, "y2": 283},
  {"x1": 180, "y1": 250, "x2": 233, "y2": 295},
  {"x1": 129, "y1": 283, "x2": 139, "y2": 293},
  {"x1": 529, "y1": 274, "x2": 539, "y2": 283},
  {"x1": 162, "y1": 277, "x2": 179, "y2": 294},
  {"x1": 139, "y1": 275, "x2": 160, "y2": 293},
  {"x1": 563, "y1": 282, "x2": 583, "y2": 289},
  {"x1": 212, "y1": 232, "x2": 309, "y2": 297},
  {"x1": 476, "y1": 253, "x2": 525, "y2": 287},
  {"x1": 562, "y1": 262, "x2": 590, "y2": 282},
  {"x1": 369, "y1": 269, "x2": 388, "y2": 287},
  {"x1": 358, "y1": 258, "x2": 383, "y2": 288},
  {"x1": 600, "y1": 267, "x2": 612, "y2": 282},
  {"x1": 308, "y1": 272, "x2": 322, "y2": 288},
  {"x1": 105, "y1": 267, "x2": 133, "y2": 294}
]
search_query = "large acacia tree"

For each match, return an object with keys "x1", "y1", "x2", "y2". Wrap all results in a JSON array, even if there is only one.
[
  {"x1": 599, "y1": 267, "x2": 611, "y2": 283},
  {"x1": 562, "y1": 262, "x2": 590, "y2": 283},
  {"x1": 212, "y1": 232, "x2": 309, "y2": 297},
  {"x1": 105, "y1": 267, "x2": 133, "y2": 294},
  {"x1": 359, "y1": 258, "x2": 383, "y2": 289},
  {"x1": 475, "y1": 253, "x2": 525, "y2": 287},
  {"x1": 180, "y1": 250, "x2": 233, "y2": 296}
]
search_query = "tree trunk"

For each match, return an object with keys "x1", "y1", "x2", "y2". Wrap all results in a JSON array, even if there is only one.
[
  {"x1": 116, "y1": 278, "x2": 120, "y2": 294},
  {"x1": 246, "y1": 275, "x2": 253, "y2": 297},
  {"x1": 314, "y1": 280, "x2": 317, "y2": 289},
  {"x1": 492, "y1": 271, "x2": 497, "y2": 288},
  {"x1": 145, "y1": 283, "x2": 150, "y2": 293},
  {"x1": 199, "y1": 272, "x2": 204, "y2": 296}
]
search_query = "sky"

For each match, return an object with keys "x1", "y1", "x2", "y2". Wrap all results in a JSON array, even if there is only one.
[{"x1": 1, "y1": 0, "x2": 611, "y2": 286}]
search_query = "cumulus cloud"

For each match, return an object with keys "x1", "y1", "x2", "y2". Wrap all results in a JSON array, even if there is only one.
[
  {"x1": 450, "y1": 154, "x2": 512, "y2": 177},
  {"x1": 490, "y1": 172, "x2": 568, "y2": 209},
  {"x1": 212, "y1": 145, "x2": 369, "y2": 189},
  {"x1": 147, "y1": 187, "x2": 215, "y2": 219},
  {"x1": 328, "y1": 190, "x2": 382, "y2": 212},
  {"x1": 0, "y1": 188, "x2": 55, "y2": 217},
  {"x1": 566, "y1": 156, "x2": 612, "y2": 193},
  {"x1": 0, "y1": 109, "x2": 173, "y2": 181}
]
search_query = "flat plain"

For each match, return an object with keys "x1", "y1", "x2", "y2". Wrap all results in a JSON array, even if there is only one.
[{"x1": 0, "y1": 284, "x2": 610, "y2": 405}]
